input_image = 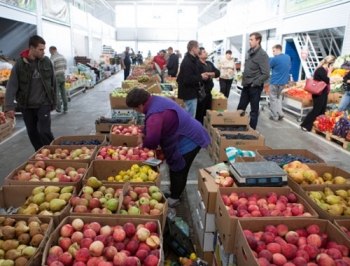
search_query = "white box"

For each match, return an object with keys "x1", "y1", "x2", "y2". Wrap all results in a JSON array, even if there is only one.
[
  {"x1": 111, "y1": 109, "x2": 135, "y2": 119},
  {"x1": 213, "y1": 232, "x2": 236, "y2": 266},
  {"x1": 194, "y1": 210, "x2": 215, "y2": 252},
  {"x1": 195, "y1": 190, "x2": 216, "y2": 232}
]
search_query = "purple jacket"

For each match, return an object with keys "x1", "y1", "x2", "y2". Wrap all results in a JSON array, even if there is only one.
[{"x1": 142, "y1": 96, "x2": 210, "y2": 171}]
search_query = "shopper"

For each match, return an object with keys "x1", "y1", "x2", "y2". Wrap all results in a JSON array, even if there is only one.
[
  {"x1": 166, "y1": 47, "x2": 179, "y2": 77},
  {"x1": 125, "y1": 88, "x2": 210, "y2": 208},
  {"x1": 269, "y1": 44, "x2": 291, "y2": 121},
  {"x1": 177, "y1": 40, "x2": 209, "y2": 117},
  {"x1": 147, "y1": 50, "x2": 151, "y2": 58},
  {"x1": 152, "y1": 50, "x2": 167, "y2": 82},
  {"x1": 49, "y1": 46, "x2": 68, "y2": 114},
  {"x1": 121, "y1": 47, "x2": 131, "y2": 80},
  {"x1": 5, "y1": 35, "x2": 56, "y2": 151},
  {"x1": 196, "y1": 47, "x2": 220, "y2": 124},
  {"x1": 136, "y1": 51, "x2": 143, "y2": 65},
  {"x1": 218, "y1": 50, "x2": 237, "y2": 98},
  {"x1": 131, "y1": 48, "x2": 137, "y2": 65},
  {"x1": 300, "y1": 55, "x2": 335, "y2": 131},
  {"x1": 338, "y1": 71, "x2": 350, "y2": 111},
  {"x1": 237, "y1": 32, "x2": 270, "y2": 130}
]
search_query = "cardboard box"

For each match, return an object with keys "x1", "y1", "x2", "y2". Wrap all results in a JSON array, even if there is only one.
[
  {"x1": 215, "y1": 187, "x2": 318, "y2": 253},
  {"x1": 0, "y1": 119, "x2": 13, "y2": 142},
  {"x1": 195, "y1": 190, "x2": 215, "y2": 232},
  {"x1": 298, "y1": 184, "x2": 350, "y2": 222},
  {"x1": 256, "y1": 149, "x2": 326, "y2": 165},
  {"x1": 111, "y1": 109, "x2": 135, "y2": 119},
  {"x1": 83, "y1": 160, "x2": 161, "y2": 187},
  {"x1": 216, "y1": 130, "x2": 265, "y2": 150},
  {"x1": 42, "y1": 216, "x2": 163, "y2": 266},
  {"x1": 203, "y1": 116, "x2": 209, "y2": 131},
  {"x1": 287, "y1": 165, "x2": 350, "y2": 193},
  {"x1": 174, "y1": 97, "x2": 185, "y2": 108},
  {"x1": 193, "y1": 222, "x2": 214, "y2": 266},
  {"x1": 211, "y1": 98, "x2": 227, "y2": 111},
  {"x1": 334, "y1": 219, "x2": 350, "y2": 240},
  {"x1": 206, "y1": 110, "x2": 249, "y2": 126},
  {"x1": 146, "y1": 82, "x2": 163, "y2": 93},
  {"x1": 50, "y1": 135, "x2": 107, "y2": 146},
  {"x1": 28, "y1": 145, "x2": 97, "y2": 164},
  {"x1": 283, "y1": 93, "x2": 313, "y2": 107},
  {"x1": 197, "y1": 164, "x2": 232, "y2": 214},
  {"x1": 109, "y1": 124, "x2": 144, "y2": 146},
  {"x1": 0, "y1": 185, "x2": 75, "y2": 226},
  {"x1": 4, "y1": 161, "x2": 88, "y2": 192},
  {"x1": 209, "y1": 126, "x2": 255, "y2": 146},
  {"x1": 213, "y1": 232, "x2": 236, "y2": 266},
  {"x1": 109, "y1": 94, "x2": 128, "y2": 109},
  {"x1": 95, "y1": 116, "x2": 134, "y2": 133},
  {"x1": 193, "y1": 210, "x2": 215, "y2": 251},
  {"x1": 333, "y1": 92, "x2": 344, "y2": 104},
  {"x1": 236, "y1": 219, "x2": 350, "y2": 266}
]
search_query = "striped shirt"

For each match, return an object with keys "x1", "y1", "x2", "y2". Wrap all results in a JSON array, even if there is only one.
[{"x1": 50, "y1": 52, "x2": 67, "y2": 76}]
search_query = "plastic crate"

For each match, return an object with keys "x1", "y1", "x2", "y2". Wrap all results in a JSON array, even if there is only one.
[{"x1": 165, "y1": 217, "x2": 195, "y2": 258}]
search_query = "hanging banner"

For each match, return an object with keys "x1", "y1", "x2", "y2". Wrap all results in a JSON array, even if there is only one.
[
  {"x1": 42, "y1": 0, "x2": 69, "y2": 23},
  {"x1": 285, "y1": 0, "x2": 334, "y2": 14},
  {"x1": 0, "y1": 0, "x2": 36, "y2": 11}
]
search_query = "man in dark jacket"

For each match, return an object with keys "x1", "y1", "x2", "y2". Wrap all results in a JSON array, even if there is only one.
[
  {"x1": 121, "y1": 47, "x2": 131, "y2": 80},
  {"x1": 177, "y1": 40, "x2": 209, "y2": 117},
  {"x1": 166, "y1": 47, "x2": 179, "y2": 77},
  {"x1": 196, "y1": 47, "x2": 220, "y2": 124},
  {"x1": 5, "y1": 35, "x2": 56, "y2": 151},
  {"x1": 237, "y1": 32, "x2": 270, "y2": 129}
]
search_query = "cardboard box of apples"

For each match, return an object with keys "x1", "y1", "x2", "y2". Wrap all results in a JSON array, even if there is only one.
[
  {"x1": 42, "y1": 216, "x2": 163, "y2": 266},
  {"x1": 215, "y1": 187, "x2": 318, "y2": 254},
  {"x1": 70, "y1": 178, "x2": 168, "y2": 231},
  {"x1": 109, "y1": 124, "x2": 144, "y2": 147},
  {"x1": 95, "y1": 145, "x2": 156, "y2": 162},
  {"x1": 83, "y1": 160, "x2": 161, "y2": 187},
  {"x1": 235, "y1": 218, "x2": 350, "y2": 266}
]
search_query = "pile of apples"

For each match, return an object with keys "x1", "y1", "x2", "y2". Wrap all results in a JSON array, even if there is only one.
[
  {"x1": 244, "y1": 223, "x2": 350, "y2": 266},
  {"x1": 106, "y1": 164, "x2": 159, "y2": 183},
  {"x1": 34, "y1": 147, "x2": 95, "y2": 161},
  {"x1": 96, "y1": 145, "x2": 156, "y2": 161},
  {"x1": 120, "y1": 185, "x2": 165, "y2": 215},
  {"x1": 46, "y1": 219, "x2": 161, "y2": 266},
  {"x1": 111, "y1": 125, "x2": 143, "y2": 136},
  {"x1": 284, "y1": 161, "x2": 348, "y2": 185},
  {"x1": 221, "y1": 191, "x2": 313, "y2": 218},
  {"x1": 12, "y1": 161, "x2": 85, "y2": 182},
  {"x1": 0, "y1": 111, "x2": 7, "y2": 125},
  {"x1": 338, "y1": 226, "x2": 350, "y2": 239},
  {"x1": 214, "y1": 170, "x2": 234, "y2": 187}
]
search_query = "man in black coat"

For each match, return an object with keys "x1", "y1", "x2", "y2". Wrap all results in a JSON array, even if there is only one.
[{"x1": 166, "y1": 47, "x2": 179, "y2": 77}]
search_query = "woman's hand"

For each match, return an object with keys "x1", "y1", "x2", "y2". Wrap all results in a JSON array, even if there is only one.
[{"x1": 137, "y1": 133, "x2": 145, "y2": 146}]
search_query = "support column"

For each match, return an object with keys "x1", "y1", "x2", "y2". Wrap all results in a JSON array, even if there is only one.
[{"x1": 36, "y1": 0, "x2": 43, "y2": 36}]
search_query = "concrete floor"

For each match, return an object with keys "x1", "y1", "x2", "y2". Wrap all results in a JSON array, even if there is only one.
[{"x1": 1, "y1": 71, "x2": 350, "y2": 259}]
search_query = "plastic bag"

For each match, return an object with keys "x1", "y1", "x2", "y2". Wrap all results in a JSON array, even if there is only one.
[{"x1": 174, "y1": 217, "x2": 189, "y2": 236}]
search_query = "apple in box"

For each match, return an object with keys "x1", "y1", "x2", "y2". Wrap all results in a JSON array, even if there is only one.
[
  {"x1": 111, "y1": 125, "x2": 143, "y2": 136},
  {"x1": 96, "y1": 145, "x2": 156, "y2": 161}
]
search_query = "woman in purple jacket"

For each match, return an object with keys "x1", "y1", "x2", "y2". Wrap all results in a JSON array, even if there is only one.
[{"x1": 126, "y1": 88, "x2": 211, "y2": 208}]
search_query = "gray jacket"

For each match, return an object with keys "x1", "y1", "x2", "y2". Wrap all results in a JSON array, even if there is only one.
[{"x1": 242, "y1": 46, "x2": 270, "y2": 87}]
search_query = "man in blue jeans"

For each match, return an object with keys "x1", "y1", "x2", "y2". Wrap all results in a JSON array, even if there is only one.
[
  {"x1": 338, "y1": 71, "x2": 350, "y2": 111},
  {"x1": 237, "y1": 32, "x2": 270, "y2": 129}
]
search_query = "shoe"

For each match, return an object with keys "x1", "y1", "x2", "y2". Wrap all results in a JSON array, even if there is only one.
[
  {"x1": 64, "y1": 111, "x2": 68, "y2": 114},
  {"x1": 269, "y1": 116, "x2": 278, "y2": 122},
  {"x1": 164, "y1": 192, "x2": 170, "y2": 199},
  {"x1": 301, "y1": 127, "x2": 308, "y2": 132},
  {"x1": 56, "y1": 109, "x2": 61, "y2": 113},
  {"x1": 168, "y1": 197, "x2": 180, "y2": 208},
  {"x1": 278, "y1": 116, "x2": 284, "y2": 121}
]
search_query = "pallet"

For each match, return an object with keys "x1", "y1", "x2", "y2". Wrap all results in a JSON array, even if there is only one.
[
  {"x1": 329, "y1": 134, "x2": 349, "y2": 149},
  {"x1": 312, "y1": 127, "x2": 331, "y2": 140}
]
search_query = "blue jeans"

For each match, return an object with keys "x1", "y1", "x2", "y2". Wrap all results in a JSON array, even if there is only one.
[
  {"x1": 184, "y1": 99, "x2": 197, "y2": 118},
  {"x1": 338, "y1": 91, "x2": 350, "y2": 111},
  {"x1": 237, "y1": 85, "x2": 263, "y2": 129}
]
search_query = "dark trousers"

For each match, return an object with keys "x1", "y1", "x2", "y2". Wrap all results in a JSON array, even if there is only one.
[
  {"x1": 220, "y1": 78, "x2": 233, "y2": 98},
  {"x1": 237, "y1": 85, "x2": 263, "y2": 130},
  {"x1": 301, "y1": 89, "x2": 328, "y2": 131},
  {"x1": 195, "y1": 92, "x2": 212, "y2": 124},
  {"x1": 124, "y1": 66, "x2": 130, "y2": 80},
  {"x1": 22, "y1": 105, "x2": 54, "y2": 151},
  {"x1": 169, "y1": 146, "x2": 201, "y2": 199}
]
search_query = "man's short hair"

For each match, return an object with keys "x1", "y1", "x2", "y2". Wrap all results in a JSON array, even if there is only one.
[
  {"x1": 168, "y1": 47, "x2": 173, "y2": 51},
  {"x1": 29, "y1": 35, "x2": 46, "y2": 48},
  {"x1": 49, "y1": 46, "x2": 57, "y2": 51},
  {"x1": 187, "y1": 40, "x2": 198, "y2": 52},
  {"x1": 160, "y1": 50, "x2": 166, "y2": 54},
  {"x1": 199, "y1": 47, "x2": 205, "y2": 55},
  {"x1": 273, "y1": 44, "x2": 282, "y2": 51},
  {"x1": 226, "y1": 50, "x2": 232, "y2": 55},
  {"x1": 126, "y1": 88, "x2": 151, "y2": 108},
  {"x1": 250, "y1": 32, "x2": 262, "y2": 45}
]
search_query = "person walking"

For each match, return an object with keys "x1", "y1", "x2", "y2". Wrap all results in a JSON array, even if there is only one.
[
  {"x1": 196, "y1": 47, "x2": 220, "y2": 124},
  {"x1": 5, "y1": 35, "x2": 56, "y2": 151},
  {"x1": 121, "y1": 47, "x2": 131, "y2": 80},
  {"x1": 49, "y1": 46, "x2": 68, "y2": 114},
  {"x1": 218, "y1": 50, "x2": 237, "y2": 98},
  {"x1": 166, "y1": 47, "x2": 179, "y2": 77},
  {"x1": 338, "y1": 71, "x2": 350, "y2": 111},
  {"x1": 177, "y1": 40, "x2": 209, "y2": 117},
  {"x1": 269, "y1": 44, "x2": 291, "y2": 121},
  {"x1": 237, "y1": 32, "x2": 270, "y2": 130},
  {"x1": 125, "y1": 88, "x2": 210, "y2": 208},
  {"x1": 300, "y1": 55, "x2": 335, "y2": 131}
]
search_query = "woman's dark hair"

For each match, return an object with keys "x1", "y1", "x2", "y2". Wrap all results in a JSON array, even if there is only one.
[
  {"x1": 226, "y1": 50, "x2": 232, "y2": 55},
  {"x1": 126, "y1": 88, "x2": 150, "y2": 108}
]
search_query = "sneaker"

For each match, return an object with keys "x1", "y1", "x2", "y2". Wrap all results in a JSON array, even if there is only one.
[
  {"x1": 56, "y1": 109, "x2": 61, "y2": 113},
  {"x1": 168, "y1": 197, "x2": 180, "y2": 208},
  {"x1": 269, "y1": 116, "x2": 278, "y2": 122},
  {"x1": 278, "y1": 115, "x2": 284, "y2": 121}
]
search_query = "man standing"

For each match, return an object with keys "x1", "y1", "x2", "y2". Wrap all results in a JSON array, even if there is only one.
[
  {"x1": 237, "y1": 32, "x2": 270, "y2": 129},
  {"x1": 196, "y1": 47, "x2": 220, "y2": 124},
  {"x1": 177, "y1": 40, "x2": 208, "y2": 117},
  {"x1": 153, "y1": 50, "x2": 167, "y2": 82},
  {"x1": 121, "y1": 47, "x2": 131, "y2": 80},
  {"x1": 166, "y1": 47, "x2": 179, "y2": 77},
  {"x1": 5, "y1": 35, "x2": 56, "y2": 151},
  {"x1": 49, "y1": 46, "x2": 68, "y2": 114},
  {"x1": 269, "y1": 44, "x2": 291, "y2": 121}
]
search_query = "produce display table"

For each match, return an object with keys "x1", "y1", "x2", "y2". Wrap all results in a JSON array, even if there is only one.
[
  {"x1": 65, "y1": 79, "x2": 86, "y2": 102},
  {"x1": 282, "y1": 94, "x2": 313, "y2": 122}
]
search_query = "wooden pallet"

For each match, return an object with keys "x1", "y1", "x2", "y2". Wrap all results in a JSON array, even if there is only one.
[
  {"x1": 329, "y1": 134, "x2": 349, "y2": 149},
  {"x1": 312, "y1": 127, "x2": 331, "y2": 140}
]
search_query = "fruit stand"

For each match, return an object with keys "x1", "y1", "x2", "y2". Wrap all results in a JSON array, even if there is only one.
[{"x1": 65, "y1": 75, "x2": 87, "y2": 102}]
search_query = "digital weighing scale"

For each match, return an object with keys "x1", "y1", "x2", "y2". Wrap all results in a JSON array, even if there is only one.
[{"x1": 229, "y1": 161, "x2": 288, "y2": 187}]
